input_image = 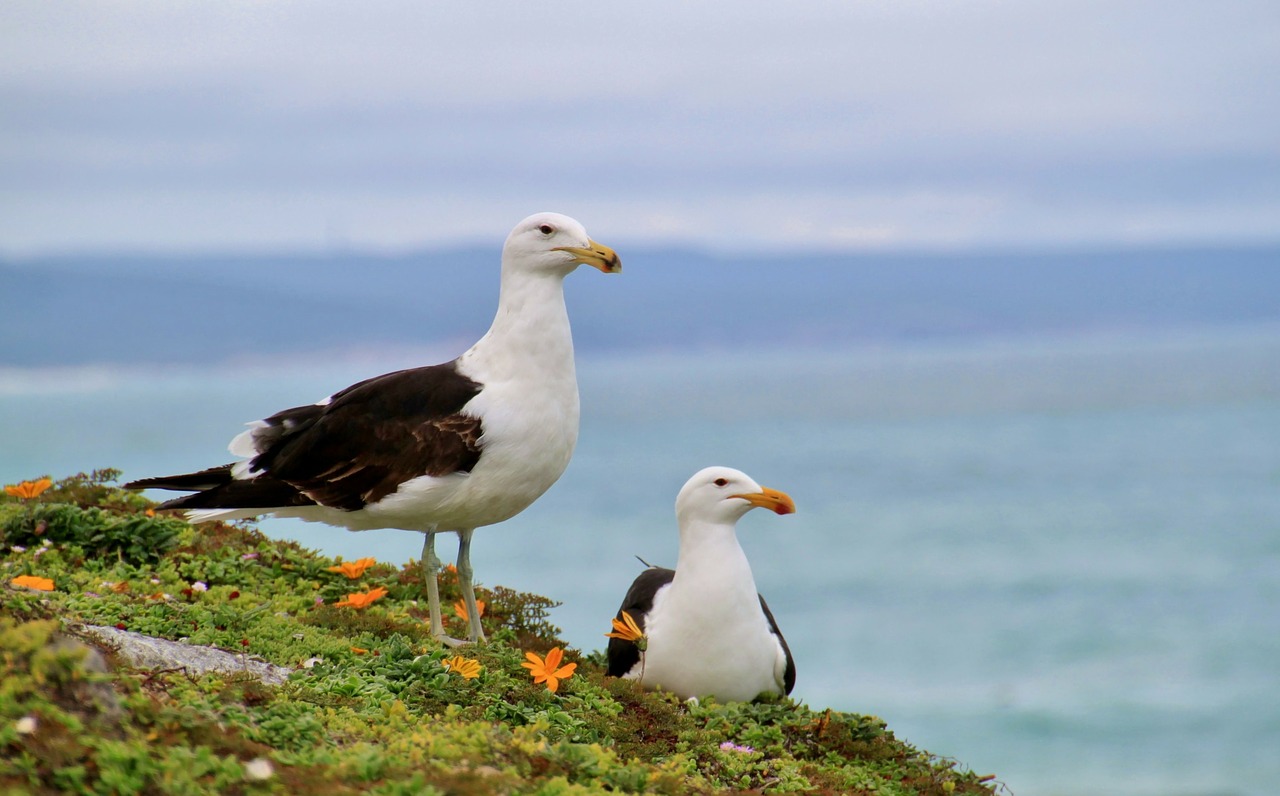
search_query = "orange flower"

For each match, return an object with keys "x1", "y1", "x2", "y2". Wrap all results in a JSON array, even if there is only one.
[
  {"x1": 334, "y1": 586, "x2": 388, "y2": 609},
  {"x1": 110, "y1": 581, "x2": 131, "y2": 594},
  {"x1": 453, "y1": 599, "x2": 486, "y2": 622},
  {"x1": 443, "y1": 655, "x2": 482, "y2": 680},
  {"x1": 4, "y1": 478, "x2": 52, "y2": 500},
  {"x1": 11, "y1": 575, "x2": 54, "y2": 591},
  {"x1": 520, "y1": 647, "x2": 577, "y2": 693},
  {"x1": 326, "y1": 557, "x2": 377, "y2": 579},
  {"x1": 350, "y1": 647, "x2": 369, "y2": 655},
  {"x1": 604, "y1": 610, "x2": 646, "y2": 646}
]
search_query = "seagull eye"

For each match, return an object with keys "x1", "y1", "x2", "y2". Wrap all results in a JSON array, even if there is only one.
[
  {"x1": 539, "y1": 224, "x2": 554, "y2": 235},
  {"x1": 713, "y1": 478, "x2": 728, "y2": 487}
]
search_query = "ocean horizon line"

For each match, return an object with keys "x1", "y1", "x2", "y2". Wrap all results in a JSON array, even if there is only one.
[{"x1": 3, "y1": 321, "x2": 1278, "y2": 398}]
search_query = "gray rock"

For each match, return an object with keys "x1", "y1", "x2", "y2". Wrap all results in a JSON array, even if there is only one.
[
  {"x1": 46, "y1": 632, "x2": 124, "y2": 720},
  {"x1": 68, "y1": 623, "x2": 294, "y2": 686}
]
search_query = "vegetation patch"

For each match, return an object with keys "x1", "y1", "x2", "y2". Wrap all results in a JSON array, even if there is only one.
[{"x1": 2, "y1": 470, "x2": 1003, "y2": 795}]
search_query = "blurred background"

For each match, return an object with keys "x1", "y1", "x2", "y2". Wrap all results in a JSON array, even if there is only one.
[{"x1": 2, "y1": 3, "x2": 1278, "y2": 795}]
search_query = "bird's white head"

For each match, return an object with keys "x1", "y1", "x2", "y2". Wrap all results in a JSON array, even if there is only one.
[
  {"x1": 503, "y1": 212, "x2": 622, "y2": 277},
  {"x1": 675, "y1": 466, "x2": 796, "y2": 528}
]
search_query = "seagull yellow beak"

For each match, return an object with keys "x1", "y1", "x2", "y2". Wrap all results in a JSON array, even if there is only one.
[
  {"x1": 554, "y1": 239, "x2": 622, "y2": 273},
  {"x1": 732, "y1": 487, "x2": 797, "y2": 515}
]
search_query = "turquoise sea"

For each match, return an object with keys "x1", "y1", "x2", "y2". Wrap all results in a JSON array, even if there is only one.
[{"x1": 3, "y1": 327, "x2": 1278, "y2": 796}]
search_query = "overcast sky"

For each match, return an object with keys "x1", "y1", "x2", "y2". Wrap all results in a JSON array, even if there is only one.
[{"x1": 2, "y1": 1, "x2": 1277, "y2": 255}]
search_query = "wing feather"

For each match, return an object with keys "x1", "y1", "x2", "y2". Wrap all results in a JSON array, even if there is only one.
[
  {"x1": 758, "y1": 594, "x2": 796, "y2": 695},
  {"x1": 125, "y1": 362, "x2": 484, "y2": 512},
  {"x1": 606, "y1": 566, "x2": 675, "y2": 678}
]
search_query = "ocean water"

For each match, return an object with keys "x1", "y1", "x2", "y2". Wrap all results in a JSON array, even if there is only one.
[{"x1": 2, "y1": 327, "x2": 1278, "y2": 796}]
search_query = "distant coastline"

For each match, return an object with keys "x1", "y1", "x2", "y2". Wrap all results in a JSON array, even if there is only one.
[{"x1": 3, "y1": 243, "x2": 1277, "y2": 368}]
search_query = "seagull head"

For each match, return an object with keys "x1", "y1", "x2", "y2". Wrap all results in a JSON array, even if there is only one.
[
  {"x1": 675, "y1": 466, "x2": 796, "y2": 527},
  {"x1": 504, "y1": 212, "x2": 621, "y2": 276}
]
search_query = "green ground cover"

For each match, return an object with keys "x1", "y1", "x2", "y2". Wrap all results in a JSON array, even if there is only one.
[{"x1": 1, "y1": 470, "x2": 1000, "y2": 795}]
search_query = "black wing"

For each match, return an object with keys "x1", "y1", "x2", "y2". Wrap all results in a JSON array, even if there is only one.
[
  {"x1": 126, "y1": 362, "x2": 483, "y2": 512},
  {"x1": 758, "y1": 594, "x2": 796, "y2": 695},
  {"x1": 605, "y1": 566, "x2": 674, "y2": 678}
]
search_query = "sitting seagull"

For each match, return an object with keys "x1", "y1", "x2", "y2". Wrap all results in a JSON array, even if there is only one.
[
  {"x1": 606, "y1": 466, "x2": 797, "y2": 702},
  {"x1": 126, "y1": 212, "x2": 620, "y2": 645}
]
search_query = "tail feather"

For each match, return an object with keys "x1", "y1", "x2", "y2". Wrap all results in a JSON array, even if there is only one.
[
  {"x1": 127, "y1": 466, "x2": 316, "y2": 512},
  {"x1": 124, "y1": 465, "x2": 235, "y2": 492}
]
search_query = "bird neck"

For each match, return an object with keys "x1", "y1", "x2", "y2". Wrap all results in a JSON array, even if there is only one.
[
  {"x1": 470, "y1": 267, "x2": 575, "y2": 376},
  {"x1": 672, "y1": 521, "x2": 759, "y2": 603}
]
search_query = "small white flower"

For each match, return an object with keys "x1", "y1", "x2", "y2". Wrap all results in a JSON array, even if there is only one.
[
  {"x1": 243, "y1": 757, "x2": 274, "y2": 781},
  {"x1": 10, "y1": 546, "x2": 25, "y2": 553},
  {"x1": 149, "y1": 577, "x2": 160, "y2": 584},
  {"x1": 15, "y1": 716, "x2": 37, "y2": 735},
  {"x1": 190, "y1": 581, "x2": 208, "y2": 592},
  {"x1": 40, "y1": 539, "x2": 52, "y2": 547}
]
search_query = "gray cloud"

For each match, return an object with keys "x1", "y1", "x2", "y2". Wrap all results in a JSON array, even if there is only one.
[{"x1": 1, "y1": 0, "x2": 1277, "y2": 253}]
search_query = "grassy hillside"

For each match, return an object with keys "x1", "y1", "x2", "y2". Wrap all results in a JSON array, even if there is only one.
[{"x1": 1, "y1": 471, "x2": 1001, "y2": 795}]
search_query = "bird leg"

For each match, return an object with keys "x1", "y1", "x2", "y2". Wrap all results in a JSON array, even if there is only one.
[
  {"x1": 456, "y1": 528, "x2": 487, "y2": 644},
  {"x1": 420, "y1": 530, "x2": 460, "y2": 645}
]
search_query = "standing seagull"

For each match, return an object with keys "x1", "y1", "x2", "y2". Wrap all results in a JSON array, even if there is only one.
[
  {"x1": 126, "y1": 212, "x2": 620, "y2": 645},
  {"x1": 606, "y1": 466, "x2": 797, "y2": 702}
]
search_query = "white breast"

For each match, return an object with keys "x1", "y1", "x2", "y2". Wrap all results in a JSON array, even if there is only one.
[{"x1": 634, "y1": 580, "x2": 785, "y2": 702}]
